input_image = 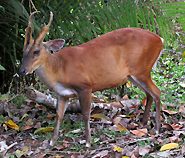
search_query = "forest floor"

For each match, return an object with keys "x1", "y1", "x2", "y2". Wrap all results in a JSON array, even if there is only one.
[{"x1": 0, "y1": 92, "x2": 185, "y2": 158}]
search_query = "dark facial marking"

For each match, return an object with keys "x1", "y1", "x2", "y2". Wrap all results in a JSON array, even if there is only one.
[{"x1": 26, "y1": 27, "x2": 32, "y2": 46}]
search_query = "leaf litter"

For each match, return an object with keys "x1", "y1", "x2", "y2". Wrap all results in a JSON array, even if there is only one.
[{"x1": 0, "y1": 94, "x2": 185, "y2": 157}]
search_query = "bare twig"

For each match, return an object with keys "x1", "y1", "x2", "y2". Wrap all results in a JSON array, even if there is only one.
[
  {"x1": 7, "y1": 89, "x2": 24, "y2": 103},
  {"x1": 100, "y1": 138, "x2": 115, "y2": 145},
  {"x1": 115, "y1": 137, "x2": 152, "y2": 146},
  {"x1": 103, "y1": 132, "x2": 114, "y2": 139},
  {"x1": 29, "y1": 0, "x2": 38, "y2": 12}
]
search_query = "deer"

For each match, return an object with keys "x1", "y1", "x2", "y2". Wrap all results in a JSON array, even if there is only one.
[{"x1": 19, "y1": 11, "x2": 163, "y2": 148}]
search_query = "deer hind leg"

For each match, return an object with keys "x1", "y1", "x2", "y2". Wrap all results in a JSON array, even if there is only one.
[
  {"x1": 50, "y1": 96, "x2": 68, "y2": 147},
  {"x1": 78, "y1": 89, "x2": 92, "y2": 148},
  {"x1": 128, "y1": 75, "x2": 161, "y2": 133}
]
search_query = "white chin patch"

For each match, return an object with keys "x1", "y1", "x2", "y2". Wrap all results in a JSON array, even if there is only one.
[{"x1": 26, "y1": 70, "x2": 33, "y2": 75}]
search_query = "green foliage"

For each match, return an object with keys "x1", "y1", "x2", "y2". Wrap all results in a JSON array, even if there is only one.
[
  {"x1": 0, "y1": 115, "x2": 5, "y2": 124},
  {"x1": 152, "y1": 49, "x2": 185, "y2": 105},
  {"x1": 0, "y1": 0, "x2": 183, "y2": 85},
  {"x1": 9, "y1": 94, "x2": 27, "y2": 106},
  {"x1": 103, "y1": 128, "x2": 117, "y2": 137},
  {"x1": 0, "y1": 65, "x2": 5, "y2": 70}
]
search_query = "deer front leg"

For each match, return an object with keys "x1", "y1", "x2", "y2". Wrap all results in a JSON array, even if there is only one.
[
  {"x1": 49, "y1": 96, "x2": 68, "y2": 147},
  {"x1": 78, "y1": 89, "x2": 92, "y2": 148}
]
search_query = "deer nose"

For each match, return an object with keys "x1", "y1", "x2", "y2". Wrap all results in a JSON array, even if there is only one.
[{"x1": 19, "y1": 68, "x2": 27, "y2": 75}]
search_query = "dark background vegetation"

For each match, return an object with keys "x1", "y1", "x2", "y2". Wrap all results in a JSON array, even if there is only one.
[{"x1": 0, "y1": 0, "x2": 185, "y2": 108}]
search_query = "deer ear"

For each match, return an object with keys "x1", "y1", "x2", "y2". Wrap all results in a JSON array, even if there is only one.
[{"x1": 44, "y1": 39, "x2": 65, "y2": 51}]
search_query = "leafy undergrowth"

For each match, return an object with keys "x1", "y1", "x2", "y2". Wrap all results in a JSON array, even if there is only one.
[{"x1": 0, "y1": 93, "x2": 185, "y2": 158}]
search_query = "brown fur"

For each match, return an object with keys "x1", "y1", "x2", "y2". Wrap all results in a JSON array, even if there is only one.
[{"x1": 20, "y1": 15, "x2": 163, "y2": 148}]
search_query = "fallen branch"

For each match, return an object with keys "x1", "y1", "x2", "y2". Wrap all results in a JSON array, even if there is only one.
[
  {"x1": 25, "y1": 88, "x2": 57, "y2": 109},
  {"x1": 25, "y1": 88, "x2": 141, "y2": 113}
]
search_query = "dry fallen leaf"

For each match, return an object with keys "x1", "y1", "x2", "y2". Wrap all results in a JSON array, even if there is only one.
[
  {"x1": 181, "y1": 144, "x2": 185, "y2": 155},
  {"x1": 159, "y1": 143, "x2": 178, "y2": 151},
  {"x1": 142, "y1": 98, "x2": 147, "y2": 107},
  {"x1": 162, "y1": 109, "x2": 177, "y2": 115},
  {"x1": 179, "y1": 105, "x2": 185, "y2": 113},
  {"x1": 169, "y1": 136, "x2": 179, "y2": 143},
  {"x1": 26, "y1": 118, "x2": 33, "y2": 126},
  {"x1": 139, "y1": 146, "x2": 150, "y2": 156},
  {"x1": 46, "y1": 113, "x2": 56, "y2": 119},
  {"x1": 37, "y1": 154, "x2": 46, "y2": 158},
  {"x1": 171, "y1": 124, "x2": 183, "y2": 130},
  {"x1": 92, "y1": 150, "x2": 109, "y2": 158},
  {"x1": 21, "y1": 125, "x2": 34, "y2": 131},
  {"x1": 121, "y1": 95, "x2": 129, "y2": 100},
  {"x1": 4, "y1": 120, "x2": 19, "y2": 130},
  {"x1": 162, "y1": 123, "x2": 173, "y2": 131},
  {"x1": 129, "y1": 105, "x2": 138, "y2": 109},
  {"x1": 109, "y1": 125, "x2": 119, "y2": 132},
  {"x1": 131, "y1": 128, "x2": 147, "y2": 137},
  {"x1": 112, "y1": 117, "x2": 121, "y2": 125},
  {"x1": 131, "y1": 154, "x2": 136, "y2": 158}
]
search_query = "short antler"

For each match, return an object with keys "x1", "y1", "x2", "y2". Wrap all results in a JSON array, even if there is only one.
[
  {"x1": 45, "y1": 11, "x2": 53, "y2": 28},
  {"x1": 23, "y1": 11, "x2": 40, "y2": 51},
  {"x1": 35, "y1": 11, "x2": 53, "y2": 45}
]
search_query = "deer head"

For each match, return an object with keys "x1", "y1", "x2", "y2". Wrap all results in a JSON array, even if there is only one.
[{"x1": 19, "y1": 11, "x2": 65, "y2": 75}]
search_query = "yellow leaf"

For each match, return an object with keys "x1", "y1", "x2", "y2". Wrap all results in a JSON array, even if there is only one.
[
  {"x1": 4, "y1": 120, "x2": 19, "y2": 130},
  {"x1": 117, "y1": 125, "x2": 128, "y2": 132},
  {"x1": 160, "y1": 143, "x2": 178, "y2": 151},
  {"x1": 182, "y1": 51, "x2": 185, "y2": 58},
  {"x1": 15, "y1": 149, "x2": 22, "y2": 158},
  {"x1": 34, "y1": 127, "x2": 54, "y2": 134},
  {"x1": 126, "y1": 81, "x2": 132, "y2": 88},
  {"x1": 15, "y1": 146, "x2": 29, "y2": 158},
  {"x1": 20, "y1": 113, "x2": 29, "y2": 121},
  {"x1": 90, "y1": 113, "x2": 107, "y2": 119},
  {"x1": 122, "y1": 157, "x2": 130, "y2": 158},
  {"x1": 112, "y1": 145, "x2": 123, "y2": 152},
  {"x1": 22, "y1": 146, "x2": 29, "y2": 154},
  {"x1": 126, "y1": 115, "x2": 136, "y2": 118}
]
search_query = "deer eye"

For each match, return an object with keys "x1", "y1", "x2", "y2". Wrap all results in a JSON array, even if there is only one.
[{"x1": 33, "y1": 50, "x2": 40, "y2": 56}]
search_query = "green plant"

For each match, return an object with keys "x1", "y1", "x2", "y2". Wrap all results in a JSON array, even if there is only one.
[
  {"x1": 103, "y1": 128, "x2": 117, "y2": 137},
  {"x1": 2, "y1": 0, "x2": 185, "y2": 94},
  {"x1": 137, "y1": 140, "x2": 146, "y2": 146},
  {"x1": 0, "y1": 65, "x2": 5, "y2": 70}
]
